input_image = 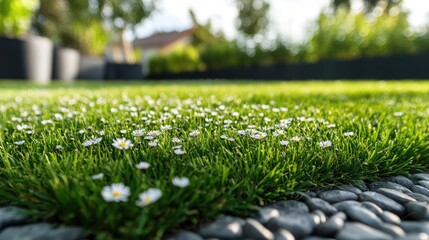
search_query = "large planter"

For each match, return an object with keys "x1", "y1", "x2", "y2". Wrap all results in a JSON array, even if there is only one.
[
  {"x1": 53, "y1": 47, "x2": 80, "y2": 82},
  {"x1": 77, "y1": 56, "x2": 105, "y2": 80},
  {"x1": 104, "y1": 63, "x2": 143, "y2": 80},
  {"x1": 0, "y1": 35, "x2": 53, "y2": 83}
]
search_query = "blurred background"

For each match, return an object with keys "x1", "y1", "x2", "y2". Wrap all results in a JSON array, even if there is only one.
[{"x1": 1, "y1": 0, "x2": 429, "y2": 81}]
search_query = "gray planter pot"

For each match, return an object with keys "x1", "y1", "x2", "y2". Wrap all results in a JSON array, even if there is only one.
[
  {"x1": 77, "y1": 56, "x2": 105, "y2": 80},
  {"x1": 24, "y1": 36, "x2": 53, "y2": 83},
  {"x1": 0, "y1": 35, "x2": 53, "y2": 83},
  {"x1": 53, "y1": 47, "x2": 80, "y2": 82}
]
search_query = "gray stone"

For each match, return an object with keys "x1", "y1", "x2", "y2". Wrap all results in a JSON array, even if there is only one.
[
  {"x1": 314, "y1": 213, "x2": 345, "y2": 237},
  {"x1": 353, "y1": 180, "x2": 369, "y2": 191},
  {"x1": 243, "y1": 218, "x2": 274, "y2": 240},
  {"x1": 273, "y1": 229, "x2": 295, "y2": 240},
  {"x1": 310, "y1": 210, "x2": 327, "y2": 225},
  {"x1": 361, "y1": 201, "x2": 384, "y2": 217},
  {"x1": 199, "y1": 216, "x2": 244, "y2": 239},
  {"x1": 306, "y1": 191, "x2": 317, "y2": 198},
  {"x1": 380, "y1": 211, "x2": 401, "y2": 225},
  {"x1": 257, "y1": 208, "x2": 280, "y2": 224},
  {"x1": 333, "y1": 201, "x2": 362, "y2": 212},
  {"x1": 396, "y1": 233, "x2": 429, "y2": 240},
  {"x1": 411, "y1": 185, "x2": 429, "y2": 197},
  {"x1": 318, "y1": 190, "x2": 358, "y2": 204},
  {"x1": 385, "y1": 176, "x2": 415, "y2": 189},
  {"x1": 336, "y1": 222, "x2": 392, "y2": 240},
  {"x1": 406, "y1": 192, "x2": 429, "y2": 203},
  {"x1": 358, "y1": 191, "x2": 405, "y2": 216},
  {"x1": 378, "y1": 223, "x2": 406, "y2": 238},
  {"x1": 302, "y1": 237, "x2": 336, "y2": 240},
  {"x1": 306, "y1": 198, "x2": 337, "y2": 216},
  {"x1": 268, "y1": 200, "x2": 309, "y2": 215},
  {"x1": 265, "y1": 213, "x2": 314, "y2": 239},
  {"x1": 0, "y1": 207, "x2": 29, "y2": 230},
  {"x1": 368, "y1": 181, "x2": 412, "y2": 194},
  {"x1": 0, "y1": 223, "x2": 83, "y2": 240},
  {"x1": 344, "y1": 206, "x2": 383, "y2": 228},
  {"x1": 399, "y1": 221, "x2": 429, "y2": 234},
  {"x1": 405, "y1": 202, "x2": 429, "y2": 220},
  {"x1": 337, "y1": 184, "x2": 362, "y2": 195},
  {"x1": 375, "y1": 188, "x2": 417, "y2": 205},
  {"x1": 419, "y1": 181, "x2": 429, "y2": 190},
  {"x1": 165, "y1": 230, "x2": 203, "y2": 240},
  {"x1": 413, "y1": 173, "x2": 429, "y2": 181},
  {"x1": 331, "y1": 212, "x2": 347, "y2": 221}
]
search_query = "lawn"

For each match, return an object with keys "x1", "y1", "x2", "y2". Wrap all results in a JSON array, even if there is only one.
[{"x1": 0, "y1": 80, "x2": 428, "y2": 239}]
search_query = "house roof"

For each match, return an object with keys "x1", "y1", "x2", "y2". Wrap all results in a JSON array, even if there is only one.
[{"x1": 133, "y1": 28, "x2": 194, "y2": 49}]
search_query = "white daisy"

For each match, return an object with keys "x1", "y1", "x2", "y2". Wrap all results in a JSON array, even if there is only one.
[
  {"x1": 172, "y1": 177, "x2": 190, "y2": 188},
  {"x1": 189, "y1": 130, "x2": 200, "y2": 137},
  {"x1": 132, "y1": 129, "x2": 145, "y2": 137},
  {"x1": 136, "y1": 188, "x2": 162, "y2": 207},
  {"x1": 82, "y1": 140, "x2": 93, "y2": 147},
  {"x1": 393, "y1": 112, "x2": 404, "y2": 117},
  {"x1": 174, "y1": 148, "x2": 185, "y2": 155},
  {"x1": 319, "y1": 140, "x2": 332, "y2": 149},
  {"x1": 280, "y1": 140, "x2": 290, "y2": 146},
  {"x1": 112, "y1": 138, "x2": 133, "y2": 150},
  {"x1": 251, "y1": 132, "x2": 267, "y2": 140},
  {"x1": 17, "y1": 124, "x2": 30, "y2": 130},
  {"x1": 237, "y1": 130, "x2": 247, "y2": 135},
  {"x1": 101, "y1": 183, "x2": 130, "y2": 202},
  {"x1": 14, "y1": 140, "x2": 25, "y2": 145},
  {"x1": 344, "y1": 132, "x2": 354, "y2": 137},
  {"x1": 91, "y1": 173, "x2": 104, "y2": 180},
  {"x1": 160, "y1": 125, "x2": 172, "y2": 131},
  {"x1": 291, "y1": 136, "x2": 301, "y2": 142},
  {"x1": 136, "y1": 161, "x2": 150, "y2": 170}
]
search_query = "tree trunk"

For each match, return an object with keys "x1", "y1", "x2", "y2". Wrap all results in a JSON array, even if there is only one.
[{"x1": 120, "y1": 30, "x2": 135, "y2": 63}]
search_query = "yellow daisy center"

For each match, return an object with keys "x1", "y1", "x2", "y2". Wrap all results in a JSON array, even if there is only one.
[
  {"x1": 119, "y1": 142, "x2": 127, "y2": 148},
  {"x1": 143, "y1": 196, "x2": 152, "y2": 203},
  {"x1": 112, "y1": 191, "x2": 121, "y2": 197}
]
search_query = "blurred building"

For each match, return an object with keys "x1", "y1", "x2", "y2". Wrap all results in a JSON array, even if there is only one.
[{"x1": 133, "y1": 28, "x2": 194, "y2": 75}]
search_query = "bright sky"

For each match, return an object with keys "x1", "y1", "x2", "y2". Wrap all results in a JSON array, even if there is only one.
[{"x1": 135, "y1": 0, "x2": 429, "y2": 42}]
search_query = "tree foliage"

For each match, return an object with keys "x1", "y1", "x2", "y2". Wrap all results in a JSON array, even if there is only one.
[
  {"x1": 235, "y1": 0, "x2": 270, "y2": 38},
  {"x1": 189, "y1": 9, "x2": 226, "y2": 49},
  {"x1": 33, "y1": 0, "x2": 69, "y2": 43},
  {"x1": 94, "y1": 0, "x2": 155, "y2": 33},
  {"x1": 0, "y1": 0, "x2": 39, "y2": 37},
  {"x1": 331, "y1": 0, "x2": 403, "y2": 13}
]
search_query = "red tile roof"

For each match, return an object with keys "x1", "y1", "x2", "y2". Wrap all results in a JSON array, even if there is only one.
[{"x1": 133, "y1": 28, "x2": 194, "y2": 49}]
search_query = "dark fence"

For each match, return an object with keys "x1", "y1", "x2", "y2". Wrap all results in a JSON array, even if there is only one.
[{"x1": 147, "y1": 54, "x2": 429, "y2": 80}]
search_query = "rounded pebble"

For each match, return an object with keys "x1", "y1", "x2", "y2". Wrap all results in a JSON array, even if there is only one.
[
  {"x1": 405, "y1": 202, "x2": 429, "y2": 220},
  {"x1": 306, "y1": 198, "x2": 337, "y2": 216},
  {"x1": 375, "y1": 188, "x2": 417, "y2": 205},
  {"x1": 359, "y1": 191, "x2": 405, "y2": 216},
  {"x1": 318, "y1": 190, "x2": 358, "y2": 204}
]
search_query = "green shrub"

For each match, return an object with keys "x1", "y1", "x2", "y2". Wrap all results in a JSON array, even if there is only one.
[
  {"x1": 200, "y1": 41, "x2": 246, "y2": 70},
  {"x1": 61, "y1": 20, "x2": 109, "y2": 56},
  {"x1": 0, "y1": 0, "x2": 39, "y2": 37},
  {"x1": 306, "y1": 9, "x2": 412, "y2": 62},
  {"x1": 149, "y1": 45, "x2": 203, "y2": 74}
]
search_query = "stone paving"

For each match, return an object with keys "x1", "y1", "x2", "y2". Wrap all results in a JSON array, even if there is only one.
[
  {"x1": 3, "y1": 173, "x2": 429, "y2": 239},
  {"x1": 167, "y1": 173, "x2": 429, "y2": 240}
]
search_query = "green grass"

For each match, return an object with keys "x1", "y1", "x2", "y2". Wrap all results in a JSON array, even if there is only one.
[{"x1": 0, "y1": 80, "x2": 429, "y2": 239}]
